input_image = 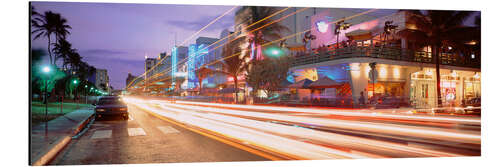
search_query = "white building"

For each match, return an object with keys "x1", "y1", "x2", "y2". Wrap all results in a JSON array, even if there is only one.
[{"x1": 95, "y1": 68, "x2": 110, "y2": 93}]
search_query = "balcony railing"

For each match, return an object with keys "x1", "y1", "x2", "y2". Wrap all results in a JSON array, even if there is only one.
[{"x1": 291, "y1": 46, "x2": 480, "y2": 68}]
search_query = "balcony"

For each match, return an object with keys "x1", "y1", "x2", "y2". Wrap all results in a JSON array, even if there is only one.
[{"x1": 291, "y1": 45, "x2": 480, "y2": 68}]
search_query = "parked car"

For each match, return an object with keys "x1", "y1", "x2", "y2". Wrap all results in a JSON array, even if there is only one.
[
  {"x1": 93, "y1": 96, "x2": 128, "y2": 120},
  {"x1": 464, "y1": 97, "x2": 481, "y2": 115}
]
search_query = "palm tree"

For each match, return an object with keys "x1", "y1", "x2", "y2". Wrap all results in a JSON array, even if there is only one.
[
  {"x1": 66, "y1": 50, "x2": 83, "y2": 73},
  {"x1": 195, "y1": 66, "x2": 213, "y2": 94},
  {"x1": 52, "y1": 39, "x2": 75, "y2": 69},
  {"x1": 244, "y1": 6, "x2": 289, "y2": 60},
  {"x1": 53, "y1": 13, "x2": 72, "y2": 44},
  {"x1": 32, "y1": 11, "x2": 71, "y2": 65},
  {"x1": 30, "y1": 5, "x2": 40, "y2": 21},
  {"x1": 397, "y1": 10, "x2": 476, "y2": 107},
  {"x1": 32, "y1": 11, "x2": 58, "y2": 65},
  {"x1": 212, "y1": 37, "x2": 249, "y2": 101}
]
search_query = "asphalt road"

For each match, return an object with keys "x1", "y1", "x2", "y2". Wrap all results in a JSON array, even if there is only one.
[{"x1": 50, "y1": 104, "x2": 268, "y2": 165}]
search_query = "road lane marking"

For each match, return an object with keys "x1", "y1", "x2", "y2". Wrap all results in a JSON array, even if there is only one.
[
  {"x1": 128, "y1": 128, "x2": 146, "y2": 136},
  {"x1": 158, "y1": 126, "x2": 180, "y2": 134},
  {"x1": 91, "y1": 130, "x2": 112, "y2": 139}
]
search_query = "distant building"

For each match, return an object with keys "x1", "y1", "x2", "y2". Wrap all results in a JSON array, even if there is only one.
[
  {"x1": 126, "y1": 72, "x2": 137, "y2": 88},
  {"x1": 171, "y1": 46, "x2": 188, "y2": 88},
  {"x1": 145, "y1": 57, "x2": 158, "y2": 78},
  {"x1": 91, "y1": 68, "x2": 110, "y2": 93}
]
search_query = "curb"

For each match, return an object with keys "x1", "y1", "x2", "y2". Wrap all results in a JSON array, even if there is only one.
[{"x1": 32, "y1": 112, "x2": 95, "y2": 166}]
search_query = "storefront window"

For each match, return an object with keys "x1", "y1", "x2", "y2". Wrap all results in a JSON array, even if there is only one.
[
  {"x1": 464, "y1": 77, "x2": 481, "y2": 99},
  {"x1": 441, "y1": 81, "x2": 457, "y2": 102},
  {"x1": 367, "y1": 81, "x2": 405, "y2": 98}
]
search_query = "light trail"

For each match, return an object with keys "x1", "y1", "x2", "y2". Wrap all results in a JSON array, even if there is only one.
[
  {"x1": 174, "y1": 101, "x2": 481, "y2": 125},
  {"x1": 139, "y1": 7, "x2": 305, "y2": 84},
  {"x1": 124, "y1": 97, "x2": 476, "y2": 158},
  {"x1": 155, "y1": 101, "x2": 480, "y2": 144},
  {"x1": 126, "y1": 6, "x2": 237, "y2": 89},
  {"x1": 125, "y1": 97, "x2": 370, "y2": 159},
  {"x1": 126, "y1": 7, "x2": 293, "y2": 89},
  {"x1": 179, "y1": 6, "x2": 239, "y2": 47},
  {"x1": 154, "y1": 102, "x2": 467, "y2": 158}
]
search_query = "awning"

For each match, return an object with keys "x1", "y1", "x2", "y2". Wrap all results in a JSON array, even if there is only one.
[
  {"x1": 288, "y1": 79, "x2": 313, "y2": 89},
  {"x1": 346, "y1": 29, "x2": 372, "y2": 40},
  {"x1": 309, "y1": 77, "x2": 343, "y2": 88},
  {"x1": 287, "y1": 45, "x2": 306, "y2": 52}
]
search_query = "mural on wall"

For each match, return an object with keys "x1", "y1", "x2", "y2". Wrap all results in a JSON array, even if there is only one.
[{"x1": 291, "y1": 64, "x2": 349, "y2": 83}]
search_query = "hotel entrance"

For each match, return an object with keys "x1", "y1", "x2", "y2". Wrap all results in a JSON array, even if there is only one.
[{"x1": 410, "y1": 69, "x2": 481, "y2": 108}]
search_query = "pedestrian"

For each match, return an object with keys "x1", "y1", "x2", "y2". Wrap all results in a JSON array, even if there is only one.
[{"x1": 359, "y1": 91, "x2": 365, "y2": 107}]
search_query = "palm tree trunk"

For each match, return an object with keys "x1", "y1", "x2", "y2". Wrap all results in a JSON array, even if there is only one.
[
  {"x1": 198, "y1": 79, "x2": 203, "y2": 95},
  {"x1": 434, "y1": 45, "x2": 442, "y2": 107},
  {"x1": 47, "y1": 33, "x2": 53, "y2": 65},
  {"x1": 233, "y1": 75, "x2": 238, "y2": 103}
]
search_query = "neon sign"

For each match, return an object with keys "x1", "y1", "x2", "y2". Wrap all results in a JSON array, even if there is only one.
[{"x1": 316, "y1": 21, "x2": 329, "y2": 33}]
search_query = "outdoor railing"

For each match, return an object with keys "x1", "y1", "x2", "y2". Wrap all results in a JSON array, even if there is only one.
[{"x1": 291, "y1": 45, "x2": 480, "y2": 68}]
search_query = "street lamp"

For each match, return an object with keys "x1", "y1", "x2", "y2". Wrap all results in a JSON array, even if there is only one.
[
  {"x1": 42, "y1": 66, "x2": 51, "y2": 73},
  {"x1": 41, "y1": 65, "x2": 52, "y2": 121},
  {"x1": 264, "y1": 46, "x2": 285, "y2": 58}
]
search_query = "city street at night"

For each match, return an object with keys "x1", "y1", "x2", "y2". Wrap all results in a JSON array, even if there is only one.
[
  {"x1": 50, "y1": 96, "x2": 480, "y2": 164},
  {"x1": 50, "y1": 101, "x2": 268, "y2": 165},
  {"x1": 27, "y1": 1, "x2": 484, "y2": 166}
]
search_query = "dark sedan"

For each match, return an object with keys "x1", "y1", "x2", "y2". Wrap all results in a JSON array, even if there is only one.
[{"x1": 94, "y1": 96, "x2": 128, "y2": 120}]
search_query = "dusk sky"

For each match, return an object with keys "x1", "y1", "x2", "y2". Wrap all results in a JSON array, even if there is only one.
[
  {"x1": 31, "y1": 2, "x2": 236, "y2": 89},
  {"x1": 31, "y1": 2, "x2": 479, "y2": 89}
]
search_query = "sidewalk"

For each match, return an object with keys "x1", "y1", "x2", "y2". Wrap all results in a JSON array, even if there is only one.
[{"x1": 30, "y1": 108, "x2": 95, "y2": 166}]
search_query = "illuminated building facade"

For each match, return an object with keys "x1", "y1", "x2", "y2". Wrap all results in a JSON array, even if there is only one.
[
  {"x1": 171, "y1": 46, "x2": 188, "y2": 88},
  {"x1": 186, "y1": 37, "x2": 219, "y2": 89},
  {"x1": 288, "y1": 11, "x2": 480, "y2": 108}
]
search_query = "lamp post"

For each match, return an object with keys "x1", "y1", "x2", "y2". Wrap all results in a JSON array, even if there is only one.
[
  {"x1": 90, "y1": 87, "x2": 94, "y2": 103},
  {"x1": 72, "y1": 79, "x2": 79, "y2": 104},
  {"x1": 42, "y1": 66, "x2": 51, "y2": 121},
  {"x1": 85, "y1": 85, "x2": 88, "y2": 104}
]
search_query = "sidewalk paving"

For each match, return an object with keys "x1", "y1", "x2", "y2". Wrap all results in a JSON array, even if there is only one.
[{"x1": 30, "y1": 107, "x2": 95, "y2": 165}]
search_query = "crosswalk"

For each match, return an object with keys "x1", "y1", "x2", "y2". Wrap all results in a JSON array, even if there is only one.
[
  {"x1": 90, "y1": 130, "x2": 112, "y2": 139},
  {"x1": 90, "y1": 126, "x2": 180, "y2": 139},
  {"x1": 127, "y1": 128, "x2": 146, "y2": 136}
]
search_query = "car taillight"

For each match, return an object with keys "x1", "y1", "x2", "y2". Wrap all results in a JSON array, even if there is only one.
[{"x1": 119, "y1": 108, "x2": 127, "y2": 111}]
